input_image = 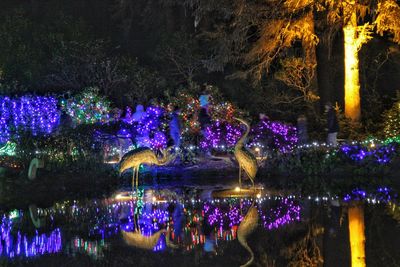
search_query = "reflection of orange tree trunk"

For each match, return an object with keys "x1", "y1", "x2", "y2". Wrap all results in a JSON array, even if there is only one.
[{"x1": 348, "y1": 202, "x2": 366, "y2": 267}]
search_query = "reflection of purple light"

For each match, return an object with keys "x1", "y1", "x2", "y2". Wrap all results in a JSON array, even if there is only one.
[
  {"x1": 0, "y1": 217, "x2": 62, "y2": 258},
  {"x1": 344, "y1": 189, "x2": 367, "y2": 202},
  {"x1": 204, "y1": 199, "x2": 300, "y2": 230},
  {"x1": 41, "y1": 198, "x2": 302, "y2": 255},
  {"x1": 259, "y1": 199, "x2": 301, "y2": 230}
]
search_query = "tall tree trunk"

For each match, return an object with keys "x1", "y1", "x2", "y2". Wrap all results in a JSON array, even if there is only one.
[
  {"x1": 348, "y1": 202, "x2": 366, "y2": 267},
  {"x1": 303, "y1": 10, "x2": 320, "y2": 114},
  {"x1": 317, "y1": 34, "x2": 334, "y2": 110},
  {"x1": 343, "y1": 2, "x2": 361, "y2": 121}
]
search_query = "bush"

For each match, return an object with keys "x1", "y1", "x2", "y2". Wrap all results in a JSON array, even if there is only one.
[
  {"x1": 61, "y1": 87, "x2": 112, "y2": 125},
  {"x1": 382, "y1": 99, "x2": 400, "y2": 139},
  {"x1": 16, "y1": 125, "x2": 104, "y2": 172}
]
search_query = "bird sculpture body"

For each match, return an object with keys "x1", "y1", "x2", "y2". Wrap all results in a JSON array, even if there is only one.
[
  {"x1": 122, "y1": 228, "x2": 178, "y2": 250},
  {"x1": 119, "y1": 147, "x2": 175, "y2": 192},
  {"x1": 122, "y1": 229, "x2": 166, "y2": 250},
  {"x1": 234, "y1": 118, "x2": 257, "y2": 188},
  {"x1": 237, "y1": 202, "x2": 259, "y2": 267}
]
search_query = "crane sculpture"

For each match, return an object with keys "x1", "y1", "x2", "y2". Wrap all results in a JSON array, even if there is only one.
[
  {"x1": 119, "y1": 146, "x2": 178, "y2": 250},
  {"x1": 234, "y1": 118, "x2": 257, "y2": 189},
  {"x1": 237, "y1": 202, "x2": 259, "y2": 267},
  {"x1": 122, "y1": 228, "x2": 178, "y2": 250},
  {"x1": 119, "y1": 146, "x2": 175, "y2": 192}
]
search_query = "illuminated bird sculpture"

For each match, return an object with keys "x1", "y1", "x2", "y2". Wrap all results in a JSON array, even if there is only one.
[
  {"x1": 119, "y1": 146, "x2": 178, "y2": 251},
  {"x1": 119, "y1": 146, "x2": 175, "y2": 192},
  {"x1": 234, "y1": 118, "x2": 257, "y2": 188},
  {"x1": 237, "y1": 202, "x2": 259, "y2": 267},
  {"x1": 122, "y1": 228, "x2": 178, "y2": 250}
]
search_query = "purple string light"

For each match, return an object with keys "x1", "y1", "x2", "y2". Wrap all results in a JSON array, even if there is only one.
[
  {"x1": 339, "y1": 143, "x2": 398, "y2": 164},
  {"x1": 0, "y1": 96, "x2": 60, "y2": 143},
  {"x1": 200, "y1": 120, "x2": 242, "y2": 150},
  {"x1": 250, "y1": 118, "x2": 298, "y2": 153}
]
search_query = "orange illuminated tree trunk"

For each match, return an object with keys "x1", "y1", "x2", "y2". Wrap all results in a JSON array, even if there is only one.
[
  {"x1": 343, "y1": 2, "x2": 361, "y2": 122},
  {"x1": 348, "y1": 202, "x2": 366, "y2": 267}
]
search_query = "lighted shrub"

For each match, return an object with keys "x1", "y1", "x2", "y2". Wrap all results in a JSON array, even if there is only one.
[
  {"x1": 61, "y1": 87, "x2": 112, "y2": 125},
  {"x1": 383, "y1": 100, "x2": 400, "y2": 139},
  {"x1": 0, "y1": 95, "x2": 60, "y2": 143}
]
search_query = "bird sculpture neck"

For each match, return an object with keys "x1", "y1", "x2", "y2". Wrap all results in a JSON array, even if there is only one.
[{"x1": 235, "y1": 118, "x2": 251, "y2": 150}]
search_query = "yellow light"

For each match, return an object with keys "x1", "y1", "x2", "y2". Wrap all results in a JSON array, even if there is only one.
[
  {"x1": 343, "y1": 3, "x2": 361, "y2": 121},
  {"x1": 235, "y1": 187, "x2": 241, "y2": 192},
  {"x1": 348, "y1": 203, "x2": 366, "y2": 267},
  {"x1": 114, "y1": 192, "x2": 132, "y2": 201},
  {"x1": 256, "y1": 193, "x2": 261, "y2": 198},
  {"x1": 370, "y1": 143, "x2": 375, "y2": 148},
  {"x1": 255, "y1": 147, "x2": 260, "y2": 152}
]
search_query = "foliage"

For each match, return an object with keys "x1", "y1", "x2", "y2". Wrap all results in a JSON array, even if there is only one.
[
  {"x1": 382, "y1": 98, "x2": 400, "y2": 139},
  {"x1": 155, "y1": 31, "x2": 207, "y2": 86},
  {"x1": 0, "y1": 7, "x2": 90, "y2": 88},
  {"x1": 61, "y1": 87, "x2": 112, "y2": 125},
  {"x1": 375, "y1": 0, "x2": 400, "y2": 44},
  {"x1": 15, "y1": 125, "x2": 104, "y2": 172},
  {"x1": 167, "y1": 84, "x2": 246, "y2": 148},
  {"x1": 281, "y1": 225, "x2": 324, "y2": 267},
  {"x1": 250, "y1": 117, "x2": 298, "y2": 153},
  {"x1": 45, "y1": 40, "x2": 127, "y2": 94},
  {"x1": 123, "y1": 105, "x2": 169, "y2": 150},
  {"x1": 271, "y1": 146, "x2": 338, "y2": 184},
  {"x1": 269, "y1": 142, "x2": 397, "y2": 194},
  {"x1": 118, "y1": 58, "x2": 164, "y2": 105},
  {"x1": 200, "y1": 120, "x2": 242, "y2": 151},
  {"x1": 275, "y1": 58, "x2": 319, "y2": 104},
  {"x1": 387, "y1": 202, "x2": 400, "y2": 224},
  {"x1": 191, "y1": 0, "x2": 318, "y2": 80},
  {"x1": 168, "y1": 91, "x2": 201, "y2": 139}
]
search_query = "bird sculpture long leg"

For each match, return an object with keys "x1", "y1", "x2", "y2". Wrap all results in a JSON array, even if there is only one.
[
  {"x1": 132, "y1": 168, "x2": 136, "y2": 197},
  {"x1": 239, "y1": 164, "x2": 242, "y2": 189},
  {"x1": 135, "y1": 165, "x2": 139, "y2": 190}
]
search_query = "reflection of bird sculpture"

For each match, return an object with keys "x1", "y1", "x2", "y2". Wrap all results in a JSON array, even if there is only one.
[
  {"x1": 234, "y1": 118, "x2": 257, "y2": 188},
  {"x1": 119, "y1": 147, "x2": 175, "y2": 192},
  {"x1": 122, "y1": 229, "x2": 178, "y2": 250},
  {"x1": 237, "y1": 202, "x2": 259, "y2": 267},
  {"x1": 120, "y1": 147, "x2": 177, "y2": 251}
]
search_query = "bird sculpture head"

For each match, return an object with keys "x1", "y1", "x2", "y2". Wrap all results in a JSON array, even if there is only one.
[{"x1": 158, "y1": 146, "x2": 177, "y2": 165}]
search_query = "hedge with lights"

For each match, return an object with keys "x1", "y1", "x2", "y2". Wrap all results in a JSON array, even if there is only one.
[
  {"x1": 0, "y1": 95, "x2": 60, "y2": 143},
  {"x1": 383, "y1": 99, "x2": 400, "y2": 139},
  {"x1": 61, "y1": 87, "x2": 112, "y2": 125}
]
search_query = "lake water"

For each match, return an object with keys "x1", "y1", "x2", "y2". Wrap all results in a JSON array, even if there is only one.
[{"x1": 0, "y1": 185, "x2": 399, "y2": 266}]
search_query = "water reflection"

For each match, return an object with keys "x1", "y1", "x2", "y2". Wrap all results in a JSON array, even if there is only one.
[
  {"x1": 0, "y1": 184, "x2": 396, "y2": 266},
  {"x1": 0, "y1": 216, "x2": 62, "y2": 258},
  {"x1": 0, "y1": 189, "x2": 303, "y2": 260},
  {"x1": 67, "y1": 237, "x2": 106, "y2": 259}
]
